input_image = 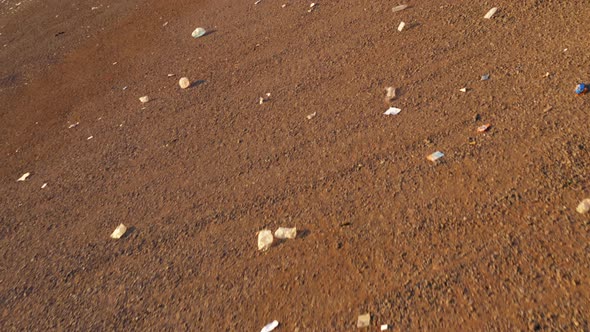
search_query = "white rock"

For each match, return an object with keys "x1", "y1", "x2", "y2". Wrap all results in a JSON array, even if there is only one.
[
  {"x1": 398, "y1": 21, "x2": 406, "y2": 32},
  {"x1": 192, "y1": 27, "x2": 206, "y2": 38},
  {"x1": 576, "y1": 199, "x2": 590, "y2": 214},
  {"x1": 179, "y1": 77, "x2": 191, "y2": 89},
  {"x1": 257, "y1": 230, "x2": 273, "y2": 251},
  {"x1": 139, "y1": 96, "x2": 150, "y2": 103},
  {"x1": 274, "y1": 227, "x2": 297, "y2": 239},
  {"x1": 110, "y1": 224, "x2": 127, "y2": 239}
]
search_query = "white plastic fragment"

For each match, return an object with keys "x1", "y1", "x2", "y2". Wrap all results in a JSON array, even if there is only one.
[
  {"x1": 392, "y1": 4, "x2": 408, "y2": 13},
  {"x1": 192, "y1": 27, "x2": 206, "y2": 38},
  {"x1": 68, "y1": 122, "x2": 79, "y2": 129},
  {"x1": 87, "y1": 136, "x2": 93, "y2": 140},
  {"x1": 357, "y1": 313, "x2": 371, "y2": 328},
  {"x1": 275, "y1": 227, "x2": 297, "y2": 239},
  {"x1": 427, "y1": 151, "x2": 444, "y2": 162},
  {"x1": 576, "y1": 199, "x2": 590, "y2": 214},
  {"x1": 397, "y1": 22, "x2": 406, "y2": 32},
  {"x1": 257, "y1": 230, "x2": 273, "y2": 251},
  {"x1": 307, "y1": 112, "x2": 317, "y2": 120},
  {"x1": 260, "y1": 320, "x2": 279, "y2": 332},
  {"x1": 179, "y1": 77, "x2": 191, "y2": 89},
  {"x1": 41, "y1": 183, "x2": 47, "y2": 189},
  {"x1": 484, "y1": 7, "x2": 498, "y2": 19},
  {"x1": 460, "y1": 87, "x2": 467, "y2": 93},
  {"x1": 254, "y1": 0, "x2": 262, "y2": 4},
  {"x1": 308, "y1": 3, "x2": 316, "y2": 12},
  {"x1": 381, "y1": 325, "x2": 389, "y2": 331},
  {"x1": 17, "y1": 172, "x2": 30, "y2": 182},
  {"x1": 110, "y1": 224, "x2": 127, "y2": 239},
  {"x1": 384, "y1": 107, "x2": 401, "y2": 115},
  {"x1": 139, "y1": 96, "x2": 150, "y2": 103}
]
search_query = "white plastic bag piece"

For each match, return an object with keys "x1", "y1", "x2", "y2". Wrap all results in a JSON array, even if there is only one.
[
  {"x1": 274, "y1": 227, "x2": 297, "y2": 239},
  {"x1": 260, "y1": 320, "x2": 279, "y2": 332},
  {"x1": 384, "y1": 107, "x2": 401, "y2": 115},
  {"x1": 427, "y1": 151, "x2": 444, "y2": 162},
  {"x1": 17, "y1": 172, "x2": 30, "y2": 182},
  {"x1": 257, "y1": 230, "x2": 273, "y2": 251},
  {"x1": 110, "y1": 224, "x2": 127, "y2": 239}
]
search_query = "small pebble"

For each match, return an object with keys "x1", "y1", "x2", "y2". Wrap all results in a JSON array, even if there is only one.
[
  {"x1": 179, "y1": 77, "x2": 191, "y2": 89},
  {"x1": 576, "y1": 199, "x2": 590, "y2": 214},
  {"x1": 139, "y1": 96, "x2": 150, "y2": 103}
]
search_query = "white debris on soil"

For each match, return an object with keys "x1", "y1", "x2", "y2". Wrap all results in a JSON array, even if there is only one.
[
  {"x1": 179, "y1": 77, "x2": 191, "y2": 89},
  {"x1": 110, "y1": 224, "x2": 127, "y2": 239},
  {"x1": 68, "y1": 122, "x2": 79, "y2": 129},
  {"x1": 17, "y1": 172, "x2": 30, "y2": 182},
  {"x1": 392, "y1": 4, "x2": 408, "y2": 13},
  {"x1": 192, "y1": 27, "x2": 206, "y2": 38},
  {"x1": 427, "y1": 151, "x2": 444, "y2": 162},
  {"x1": 484, "y1": 7, "x2": 498, "y2": 19},
  {"x1": 87, "y1": 136, "x2": 94, "y2": 140},
  {"x1": 380, "y1": 324, "x2": 389, "y2": 331},
  {"x1": 139, "y1": 96, "x2": 150, "y2": 103},
  {"x1": 308, "y1": 3, "x2": 316, "y2": 12},
  {"x1": 460, "y1": 87, "x2": 467, "y2": 93},
  {"x1": 357, "y1": 313, "x2": 371, "y2": 328},
  {"x1": 384, "y1": 107, "x2": 401, "y2": 115},
  {"x1": 576, "y1": 199, "x2": 590, "y2": 214},
  {"x1": 384, "y1": 86, "x2": 396, "y2": 102},
  {"x1": 274, "y1": 227, "x2": 297, "y2": 239},
  {"x1": 260, "y1": 320, "x2": 279, "y2": 332},
  {"x1": 41, "y1": 183, "x2": 47, "y2": 189},
  {"x1": 257, "y1": 230, "x2": 273, "y2": 251},
  {"x1": 397, "y1": 21, "x2": 406, "y2": 32},
  {"x1": 307, "y1": 112, "x2": 317, "y2": 120}
]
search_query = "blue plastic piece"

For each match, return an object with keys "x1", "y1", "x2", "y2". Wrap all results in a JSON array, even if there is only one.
[{"x1": 575, "y1": 83, "x2": 587, "y2": 95}]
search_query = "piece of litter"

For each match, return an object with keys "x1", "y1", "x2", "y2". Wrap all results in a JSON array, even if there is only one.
[
  {"x1": 481, "y1": 74, "x2": 490, "y2": 81},
  {"x1": 392, "y1": 4, "x2": 408, "y2": 13},
  {"x1": 254, "y1": 0, "x2": 262, "y2": 4},
  {"x1": 17, "y1": 172, "x2": 30, "y2": 182},
  {"x1": 41, "y1": 183, "x2": 47, "y2": 189},
  {"x1": 275, "y1": 227, "x2": 297, "y2": 239},
  {"x1": 543, "y1": 105, "x2": 553, "y2": 113},
  {"x1": 384, "y1": 86, "x2": 397, "y2": 102},
  {"x1": 384, "y1": 107, "x2": 402, "y2": 115},
  {"x1": 139, "y1": 96, "x2": 150, "y2": 103},
  {"x1": 68, "y1": 122, "x2": 79, "y2": 129},
  {"x1": 577, "y1": 199, "x2": 590, "y2": 214},
  {"x1": 260, "y1": 320, "x2": 279, "y2": 332},
  {"x1": 167, "y1": 73, "x2": 175, "y2": 77},
  {"x1": 397, "y1": 22, "x2": 406, "y2": 32},
  {"x1": 162, "y1": 21, "x2": 168, "y2": 27},
  {"x1": 259, "y1": 93, "x2": 271, "y2": 104},
  {"x1": 575, "y1": 83, "x2": 588, "y2": 95},
  {"x1": 477, "y1": 124, "x2": 491, "y2": 133},
  {"x1": 357, "y1": 313, "x2": 371, "y2": 328},
  {"x1": 191, "y1": 27, "x2": 206, "y2": 38},
  {"x1": 307, "y1": 112, "x2": 317, "y2": 120},
  {"x1": 257, "y1": 230, "x2": 273, "y2": 251},
  {"x1": 542, "y1": 72, "x2": 550, "y2": 78},
  {"x1": 460, "y1": 87, "x2": 467, "y2": 93},
  {"x1": 110, "y1": 224, "x2": 127, "y2": 239},
  {"x1": 87, "y1": 136, "x2": 94, "y2": 140},
  {"x1": 427, "y1": 151, "x2": 444, "y2": 162},
  {"x1": 484, "y1": 7, "x2": 498, "y2": 19},
  {"x1": 381, "y1": 324, "x2": 389, "y2": 331},
  {"x1": 179, "y1": 77, "x2": 191, "y2": 89},
  {"x1": 308, "y1": 3, "x2": 316, "y2": 12}
]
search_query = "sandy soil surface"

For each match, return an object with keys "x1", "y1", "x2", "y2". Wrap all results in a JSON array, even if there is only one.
[{"x1": 1, "y1": 0, "x2": 590, "y2": 330}]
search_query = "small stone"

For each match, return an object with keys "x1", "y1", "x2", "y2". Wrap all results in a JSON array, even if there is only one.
[
  {"x1": 357, "y1": 313, "x2": 371, "y2": 328},
  {"x1": 576, "y1": 199, "x2": 590, "y2": 214},
  {"x1": 275, "y1": 227, "x2": 297, "y2": 239},
  {"x1": 191, "y1": 27, "x2": 206, "y2": 38},
  {"x1": 179, "y1": 77, "x2": 191, "y2": 89},
  {"x1": 257, "y1": 230, "x2": 273, "y2": 251},
  {"x1": 139, "y1": 96, "x2": 150, "y2": 103},
  {"x1": 110, "y1": 224, "x2": 127, "y2": 239}
]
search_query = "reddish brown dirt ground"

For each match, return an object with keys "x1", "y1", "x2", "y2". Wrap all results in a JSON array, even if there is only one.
[{"x1": 2, "y1": 0, "x2": 590, "y2": 330}]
